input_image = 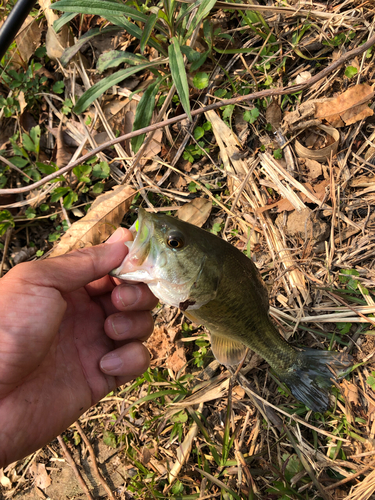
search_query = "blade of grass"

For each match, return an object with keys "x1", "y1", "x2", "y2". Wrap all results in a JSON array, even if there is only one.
[
  {"x1": 73, "y1": 60, "x2": 164, "y2": 114},
  {"x1": 131, "y1": 77, "x2": 163, "y2": 154},
  {"x1": 168, "y1": 37, "x2": 191, "y2": 121},
  {"x1": 52, "y1": 0, "x2": 148, "y2": 23},
  {"x1": 140, "y1": 13, "x2": 158, "y2": 54}
]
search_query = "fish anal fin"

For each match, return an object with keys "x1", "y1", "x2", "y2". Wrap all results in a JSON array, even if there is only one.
[{"x1": 211, "y1": 333, "x2": 247, "y2": 366}]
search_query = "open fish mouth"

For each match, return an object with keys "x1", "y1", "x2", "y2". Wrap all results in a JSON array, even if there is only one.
[{"x1": 109, "y1": 209, "x2": 157, "y2": 283}]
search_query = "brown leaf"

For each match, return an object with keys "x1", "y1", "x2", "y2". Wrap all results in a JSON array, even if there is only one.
[
  {"x1": 341, "y1": 379, "x2": 360, "y2": 406},
  {"x1": 12, "y1": 15, "x2": 41, "y2": 68},
  {"x1": 55, "y1": 123, "x2": 72, "y2": 168},
  {"x1": 39, "y1": 0, "x2": 73, "y2": 61},
  {"x1": 145, "y1": 324, "x2": 172, "y2": 365},
  {"x1": 18, "y1": 91, "x2": 27, "y2": 115},
  {"x1": 166, "y1": 344, "x2": 187, "y2": 375},
  {"x1": 29, "y1": 463, "x2": 51, "y2": 490},
  {"x1": 304, "y1": 158, "x2": 323, "y2": 180},
  {"x1": 314, "y1": 84, "x2": 374, "y2": 127},
  {"x1": 176, "y1": 198, "x2": 212, "y2": 227},
  {"x1": 266, "y1": 100, "x2": 282, "y2": 130},
  {"x1": 49, "y1": 185, "x2": 135, "y2": 257}
]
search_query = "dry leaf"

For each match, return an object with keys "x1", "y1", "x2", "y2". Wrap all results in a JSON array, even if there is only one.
[
  {"x1": 341, "y1": 379, "x2": 360, "y2": 406},
  {"x1": 18, "y1": 91, "x2": 27, "y2": 115},
  {"x1": 166, "y1": 344, "x2": 187, "y2": 375},
  {"x1": 0, "y1": 470, "x2": 12, "y2": 489},
  {"x1": 176, "y1": 198, "x2": 212, "y2": 227},
  {"x1": 49, "y1": 185, "x2": 135, "y2": 257},
  {"x1": 169, "y1": 402, "x2": 203, "y2": 484},
  {"x1": 39, "y1": 0, "x2": 73, "y2": 60},
  {"x1": 12, "y1": 15, "x2": 41, "y2": 68},
  {"x1": 266, "y1": 100, "x2": 282, "y2": 130},
  {"x1": 55, "y1": 123, "x2": 72, "y2": 168},
  {"x1": 145, "y1": 325, "x2": 171, "y2": 364},
  {"x1": 304, "y1": 158, "x2": 323, "y2": 180},
  {"x1": 295, "y1": 71, "x2": 312, "y2": 85},
  {"x1": 315, "y1": 84, "x2": 374, "y2": 127},
  {"x1": 29, "y1": 463, "x2": 51, "y2": 490}
]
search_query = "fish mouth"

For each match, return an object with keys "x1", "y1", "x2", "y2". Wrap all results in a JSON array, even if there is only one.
[{"x1": 109, "y1": 208, "x2": 156, "y2": 282}]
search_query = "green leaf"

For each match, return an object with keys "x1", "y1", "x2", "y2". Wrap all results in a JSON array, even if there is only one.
[
  {"x1": 73, "y1": 431, "x2": 81, "y2": 446},
  {"x1": 168, "y1": 37, "x2": 191, "y2": 121},
  {"x1": 131, "y1": 78, "x2": 162, "y2": 153},
  {"x1": 96, "y1": 50, "x2": 148, "y2": 73},
  {"x1": 0, "y1": 174, "x2": 7, "y2": 189},
  {"x1": 37, "y1": 162, "x2": 57, "y2": 175},
  {"x1": 211, "y1": 222, "x2": 222, "y2": 234},
  {"x1": 22, "y1": 133, "x2": 36, "y2": 153},
  {"x1": 194, "y1": 126, "x2": 204, "y2": 140},
  {"x1": 73, "y1": 164, "x2": 92, "y2": 182},
  {"x1": 40, "y1": 204, "x2": 49, "y2": 212},
  {"x1": 105, "y1": 15, "x2": 166, "y2": 56},
  {"x1": 202, "y1": 121, "x2": 211, "y2": 131},
  {"x1": 140, "y1": 13, "x2": 158, "y2": 54},
  {"x1": 92, "y1": 161, "x2": 110, "y2": 178},
  {"x1": 193, "y1": 72, "x2": 209, "y2": 89},
  {"x1": 273, "y1": 148, "x2": 283, "y2": 159},
  {"x1": 185, "y1": 0, "x2": 217, "y2": 40},
  {"x1": 188, "y1": 181, "x2": 197, "y2": 192},
  {"x1": 345, "y1": 65, "x2": 358, "y2": 78},
  {"x1": 48, "y1": 232, "x2": 61, "y2": 242},
  {"x1": 63, "y1": 190, "x2": 78, "y2": 209},
  {"x1": 180, "y1": 45, "x2": 201, "y2": 63},
  {"x1": 51, "y1": 187, "x2": 70, "y2": 203},
  {"x1": 171, "y1": 410, "x2": 188, "y2": 423},
  {"x1": 103, "y1": 430, "x2": 117, "y2": 448},
  {"x1": 53, "y1": 81, "x2": 65, "y2": 93},
  {"x1": 9, "y1": 156, "x2": 29, "y2": 169},
  {"x1": 52, "y1": 0, "x2": 147, "y2": 23},
  {"x1": 243, "y1": 107, "x2": 260, "y2": 124},
  {"x1": 92, "y1": 182, "x2": 104, "y2": 194},
  {"x1": 30, "y1": 126, "x2": 40, "y2": 155},
  {"x1": 25, "y1": 207, "x2": 36, "y2": 219},
  {"x1": 73, "y1": 61, "x2": 161, "y2": 114},
  {"x1": 190, "y1": 51, "x2": 208, "y2": 72},
  {"x1": 53, "y1": 12, "x2": 77, "y2": 33},
  {"x1": 61, "y1": 26, "x2": 120, "y2": 67},
  {"x1": 36, "y1": 250, "x2": 44, "y2": 257},
  {"x1": 222, "y1": 104, "x2": 234, "y2": 121},
  {"x1": 171, "y1": 480, "x2": 184, "y2": 495},
  {"x1": 0, "y1": 210, "x2": 15, "y2": 236}
]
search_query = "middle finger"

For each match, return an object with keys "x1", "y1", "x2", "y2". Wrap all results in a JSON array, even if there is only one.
[{"x1": 111, "y1": 283, "x2": 158, "y2": 312}]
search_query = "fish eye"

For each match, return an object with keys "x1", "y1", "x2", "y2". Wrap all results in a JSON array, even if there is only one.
[{"x1": 167, "y1": 233, "x2": 185, "y2": 249}]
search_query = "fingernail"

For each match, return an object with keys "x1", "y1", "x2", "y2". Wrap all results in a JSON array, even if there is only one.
[
  {"x1": 106, "y1": 228, "x2": 124, "y2": 244},
  {"x1": 118, "y1": 285, "x2": 140, "y2": 308},
  {"x1": 100, "y1": 352, "x2": 123, "y2": 373},
  {"x1": 111, "y1": 316, "x2": 132, "y2": 335}
]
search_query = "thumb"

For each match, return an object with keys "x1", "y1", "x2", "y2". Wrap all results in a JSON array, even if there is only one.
[{"x1": 12, "y1": 228, "x2": 130, "y2": 293}]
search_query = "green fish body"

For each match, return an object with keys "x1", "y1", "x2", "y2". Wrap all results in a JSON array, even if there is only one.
[{"x1": 111, "y1": 208, "x2": 351, "y2": 412}]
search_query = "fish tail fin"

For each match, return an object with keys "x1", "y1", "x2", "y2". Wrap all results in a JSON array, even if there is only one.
[{"x1": 279, "y1": 349, "x2": 352, "y2": 412}]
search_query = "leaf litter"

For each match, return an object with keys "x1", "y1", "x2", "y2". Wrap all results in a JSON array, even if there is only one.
[{"x1": 2, "y1": 1, "x2": 375, "y2": 499}]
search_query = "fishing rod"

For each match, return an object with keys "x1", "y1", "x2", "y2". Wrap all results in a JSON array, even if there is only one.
[{"x1": 0, "y1": 0, "x2": 38, "y2": 62}]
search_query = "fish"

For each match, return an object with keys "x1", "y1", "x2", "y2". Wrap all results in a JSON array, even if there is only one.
[{"x1": 110, "y1": 208, "x2": 352, "y2": 412}]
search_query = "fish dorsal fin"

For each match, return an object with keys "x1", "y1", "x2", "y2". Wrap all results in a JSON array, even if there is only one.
[{"x1": 210, "y1": 333, "x2": 247, "y2": 366}]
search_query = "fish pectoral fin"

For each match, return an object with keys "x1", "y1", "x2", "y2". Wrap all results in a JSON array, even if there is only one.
[
  {"x1": 183, "y1": 310, "x2": 200, "y2": 325},
  {"x1": 210, "y1": 333, "x2": 247, "y2": 366}
]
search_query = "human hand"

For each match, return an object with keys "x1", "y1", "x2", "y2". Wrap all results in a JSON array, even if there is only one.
[{"x1": 0, "y1": 228, "x2": 158, "y2": 467}]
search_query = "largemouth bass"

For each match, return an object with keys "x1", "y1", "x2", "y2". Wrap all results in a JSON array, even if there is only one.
[{"x1": 111, "y1": 208, "x2": 351, "y2": 412}]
